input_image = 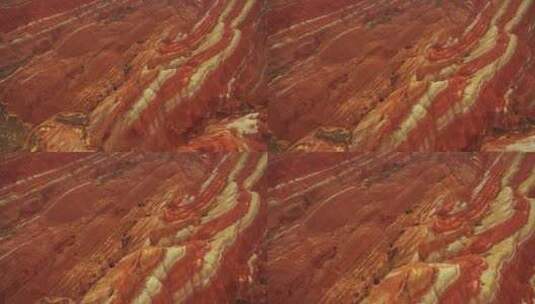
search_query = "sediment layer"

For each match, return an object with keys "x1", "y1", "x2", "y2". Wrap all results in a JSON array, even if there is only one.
[
  {"x1": 266, "y1": 153, "x2": 535, "y2": 303},
  {"x1": 0, "y1": 152, "x2": 267, "y2": 303}
]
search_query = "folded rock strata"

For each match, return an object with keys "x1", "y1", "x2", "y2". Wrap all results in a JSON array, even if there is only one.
[
  {"x1": 3, "y1": 0, "x2": 535, "y2": 152},
  {"x1": 0, "y1": 0, "x2": 268, "y2": 152},
  {"x1": 2, "y1": 1, "x2": 535, "y2": 302},
  {"x1": 267, "y1": 0, "x2": 535, "y2": 152},
  {"x1": 266, "y1": 152, "x2": 535, "y2": 303},
  {"x1": 1, "y1": 152, "x2": 534, "y2": 303},
  {"x1": 0, "y1": 152, "x2": 267, "y2": 303}
]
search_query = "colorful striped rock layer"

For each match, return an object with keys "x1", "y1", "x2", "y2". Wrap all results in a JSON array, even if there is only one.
[
  {"x1": 0, "y1": 152, "x2": 268, "y2": 303},
  {"x1": 2, "y1": 0, "x2": 535, "y2": 152},
  {"x1": 1, "y1": 152, "x2": 534, "y2": 303},
  {"x1": 266, "y1": 152, "x2": 535, "y2": 303},
  {"x1": 0, "y1": 0, "x2": 267, "y2": 152},
  {"x1": 267, "y1": 0, "x2": 535, "y2": 152}
]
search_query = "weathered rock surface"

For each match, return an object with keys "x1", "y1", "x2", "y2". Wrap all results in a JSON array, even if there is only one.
[
  {"x1": 266, "y1": 152, "x2": 535, "y2": 303},
  {"x1": 0, "y1": 0, "x2": 268, "y2": 151},
  {"x1": 3, "y1": 0, "x2": 535, "y2": 151},
  {"x1": 2, "y1": 151, "x2": 535, "y2": 303},
  {"x1": 481, "y1": 127, "x2": 535, "y2": 151},
  {"x1": 0, "y1": 152, "x2": 267, "y2": 303},
  {"x1": 267, "y1": 0, "x2": 535, "y2": 152}
]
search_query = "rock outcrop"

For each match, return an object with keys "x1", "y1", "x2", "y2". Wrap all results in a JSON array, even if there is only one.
[
  {"x1": 0, "y1": 152, "x2": 267, "y2": 303},
  {"x1": 266, "y1": 152, "x2": 535, "y2": 303}
]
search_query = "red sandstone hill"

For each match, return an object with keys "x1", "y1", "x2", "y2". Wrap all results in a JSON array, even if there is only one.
[
  {"x1": 0, "y1": 152, "x2": 268, "y2": 303},
  {"x1": 266, "y1": 152, "x2": 535, "y2": 303},
  {"x1": 0, "y1": 152, "x2": 534, "y2": 303},
  {"x1": 1, "y1": 0, "x2": 535, "y2": 151},
  {"x1": 0, "y1": 0, "x2": 268, "y2": 152},
  {"x1": 267, "y1": 0, "x2": 535, "y2": 152}
]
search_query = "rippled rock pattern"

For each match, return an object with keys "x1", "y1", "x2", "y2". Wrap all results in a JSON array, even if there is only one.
[
  {"x1": 266, "y1": 153, "x2": 535, "y2": 303},
  {"x1": 0, "y1": 152, "x2": 267, "y2": 303},
  {"x1": 3, "y1": 0, "x2": 535, "y2": 152},
  {"x1": 0, "y1": 0, "x2": 267, "y2": 152},
  {"x1": 267, "y1": 0, "x2": 535, "y2": 152},
  {"x1": 2, "y1": 1, "x2": 535, "y2": 303}
]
